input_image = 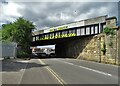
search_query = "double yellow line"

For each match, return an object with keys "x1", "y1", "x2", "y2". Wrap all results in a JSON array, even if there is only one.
[{"x1": 38, "y1": 59, "x2": 67, "y2": 86}]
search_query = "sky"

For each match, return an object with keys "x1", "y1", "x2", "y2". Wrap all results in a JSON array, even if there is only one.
[
  {"x1": 0, "y1": 0, "x2": 119, "y2": 48},
  {"x1": 0, "y1": 0, "x2": 119, "y2": 30}
]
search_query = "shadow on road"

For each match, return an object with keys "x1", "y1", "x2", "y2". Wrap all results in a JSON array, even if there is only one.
[
  {"x1": 2, "y1": 59, "x2": 49, "y2": 72},
  {"x1": 32, "y1": 57, "x2": 74, "y2": 59}
]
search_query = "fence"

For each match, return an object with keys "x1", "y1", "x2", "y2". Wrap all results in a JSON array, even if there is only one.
[{"x1": 1, "y1": 42, "x2": 17, "y2": 58}]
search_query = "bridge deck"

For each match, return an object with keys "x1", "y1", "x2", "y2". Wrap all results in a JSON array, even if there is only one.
[{"x1": 31, "y1": 22, "x2": 106, "y2": 46}]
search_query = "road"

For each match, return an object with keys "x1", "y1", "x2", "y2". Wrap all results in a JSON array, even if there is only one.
[{"x1": 2, "y1": 58, "x2": 119, "y2": 86}]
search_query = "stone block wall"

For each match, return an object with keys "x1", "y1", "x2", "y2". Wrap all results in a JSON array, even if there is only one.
[
  {"x1": 55, "y1": 36, "x2": 95, "y2": 58},
  {"x1": 105, "y1": 30, "x2": 117, "y2": 63},
  {"x1": 118, "y1": 27, "x2": 120, "y2": 64},
  {"x1": 77, "y1": 35, "x2": 100, "y2": 61}
]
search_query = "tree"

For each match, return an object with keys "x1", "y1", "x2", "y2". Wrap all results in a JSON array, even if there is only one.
[
  {"x1": 1, "y1": 23, "x2": 14, "y2": 42},
  {"x1": 1, "y1": 17, "x2": 36, "y2": 57}
]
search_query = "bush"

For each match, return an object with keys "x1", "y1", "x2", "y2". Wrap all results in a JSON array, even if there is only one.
[
  {"x1": 101, "y1": 42, "x2": 106, "y2": 55},
  {"x1": 17, "y1": 50, "x2": 30, "y2": 58},
  {"x1": 104, "y1": 27, "x2": 115, "y2": 35}
]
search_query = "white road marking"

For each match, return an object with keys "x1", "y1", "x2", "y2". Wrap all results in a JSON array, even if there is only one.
[
  {"x1": 39, "y1": 59, "x2": 67, "y2": 85},
  {"x1": 18, "y1": 61, "x2": 28, "y2": 85},
  {"x1": 17, "y1": 61, "x2": 28, "y2": 63},
  {"x1": 61, "y1": 61, "x2": 112, "y2": 77},
  {"x1": 78, "y1": 65, "x2": 112, "y2": 76},
  {"x1": 66, "y1": 62, "x2": 74, "y2": 65}
]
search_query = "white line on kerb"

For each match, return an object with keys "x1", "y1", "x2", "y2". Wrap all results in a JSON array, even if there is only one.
[{"x1": 62, "y1": 61, "x2": 112, "y2": 76}]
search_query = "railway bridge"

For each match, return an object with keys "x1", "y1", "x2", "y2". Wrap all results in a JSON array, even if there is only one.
[{"x1": 31, "y1": 15, "x2": 117, "y2": 59}]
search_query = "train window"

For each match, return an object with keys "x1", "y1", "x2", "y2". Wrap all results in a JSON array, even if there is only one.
[
  {"x1": 91, "y1": 26, "x2": 94, "y2": 34},
  {"x1": 69, "y1": 30, "x2": 73, "y2": 33},
  {"x1": 33, "y1": 37, "x2": 35, "y2": 41},
  {"x1": 36, "y1": 36, "x2": 39, "y2": 41},
  {"x1": 81, "y1": 28, "x2": 85, "y2": 35},
  {"x1": 62, "y1": 31, "x2": 67, "y2": 34},
  {"x1": 86, "y1": 27, "x2": 90, "y2": 35},
  {"x1": 95, "y1": 25, "x2": 98, "y2": 34},
  {"x1": 77, "y1": 29, "x2": 80, "y2": 36},
  {"x1": 99, "y1": 24, "x2": 101, "y2": 33},
  {"x1": 72, "y1": 29, "x2": 76, "y2": 33}
]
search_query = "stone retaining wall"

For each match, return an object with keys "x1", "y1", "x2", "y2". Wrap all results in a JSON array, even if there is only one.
[{"x1": 55, "y1": 17, "x2": 119, "y2": 65}]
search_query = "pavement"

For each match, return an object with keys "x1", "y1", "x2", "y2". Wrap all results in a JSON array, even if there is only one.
[
  {"x1": 1, "y1": 58, "x2": 119, "y2": 86},
  {"x1": 2, "y1": 59, "x2": 60, "y2": 85},
  {"x1": 0, "y1": 59, "x2": 2, "y2": 86},
  {"x1": 2, "y1": 59, "x2": 28, "y2": 84}
]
